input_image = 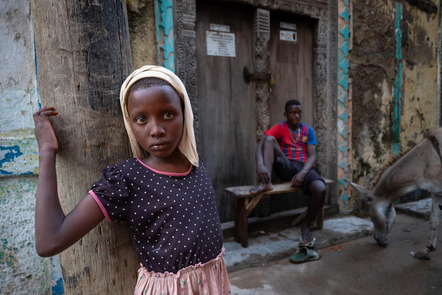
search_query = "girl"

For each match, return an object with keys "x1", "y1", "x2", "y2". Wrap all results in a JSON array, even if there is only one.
[{"x1": 33, "y1": 65, "x2": 231, "y2": 294}]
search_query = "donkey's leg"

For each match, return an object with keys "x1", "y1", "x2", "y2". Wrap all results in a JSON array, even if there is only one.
[
  {"x1": 386, "y1": 205, "x2": 396, "y2": 234},
  {"x1": 412, "y1": 194, "x2": 441, "y2": 260},
  {"x1": 426, "y1": 195, "x2": 441, "y2": 251}
]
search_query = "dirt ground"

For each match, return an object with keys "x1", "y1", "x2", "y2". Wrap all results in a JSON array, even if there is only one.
[{"x1": 228, "y1": 213, "x2": 442, "y2": 295}]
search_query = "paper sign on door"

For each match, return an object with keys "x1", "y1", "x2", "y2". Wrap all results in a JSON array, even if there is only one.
[{"x1": 206, "y1": 31, "x2": 236, "y2": 57}]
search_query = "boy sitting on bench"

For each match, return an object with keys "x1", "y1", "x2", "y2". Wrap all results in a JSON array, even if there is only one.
[{"x1": 250, "y1": 99, "x2": 326, "y2": 246}]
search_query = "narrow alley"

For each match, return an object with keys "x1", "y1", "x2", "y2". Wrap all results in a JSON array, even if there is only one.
[{"x1": 227, "y1": 202, "x2": 442, "y2": 295}]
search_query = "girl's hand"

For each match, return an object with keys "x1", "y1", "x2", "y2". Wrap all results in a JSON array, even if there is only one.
[{"x1": 33, "y1": 106, "x2": 59, "y2": 154}]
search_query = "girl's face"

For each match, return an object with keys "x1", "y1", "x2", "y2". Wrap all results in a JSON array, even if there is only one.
[{"x1": 127, "y1": 85, "x2": 184, "y2": 164}]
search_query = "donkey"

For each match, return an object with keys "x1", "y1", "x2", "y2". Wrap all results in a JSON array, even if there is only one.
[{"x1": 351, "y1": 128, "x2": 442, "y2": 260}]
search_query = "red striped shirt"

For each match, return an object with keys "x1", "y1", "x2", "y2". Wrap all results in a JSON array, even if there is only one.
[{"x1": 265, "y1": 122, "x2": 317, "y2": 163}]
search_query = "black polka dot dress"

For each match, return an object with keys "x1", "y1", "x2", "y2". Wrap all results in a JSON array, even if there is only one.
[{"x1": 89, "y1": 158, "x2": 224, "y2": 274}]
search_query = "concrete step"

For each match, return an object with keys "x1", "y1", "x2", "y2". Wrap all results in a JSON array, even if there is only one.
[
  {"x1": 223, "y1": 215, "x2": 374, "y2": 272},
  {"x1": 395, "y1": 198, "x2": 431, "y2": 220}
]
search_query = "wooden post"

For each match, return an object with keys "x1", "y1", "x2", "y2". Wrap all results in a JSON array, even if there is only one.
[
  {"x1": 234, "y1": 197, "x2": 248, "y2": 247},
  {"x1": 31, "y1": 1, "x2": 139, "y2": 294}
]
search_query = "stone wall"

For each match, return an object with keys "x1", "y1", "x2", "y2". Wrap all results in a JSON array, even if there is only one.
[
  {"x1": 126, "y1": 0, "x2": 157, "y2": 68},
  {"x1": 350, "y1": 0, "x2": 440, "y2": 188}
]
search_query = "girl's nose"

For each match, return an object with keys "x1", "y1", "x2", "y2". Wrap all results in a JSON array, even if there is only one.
[{"x1": 150, "y1": 122, "x2": 165, "y2": 137}]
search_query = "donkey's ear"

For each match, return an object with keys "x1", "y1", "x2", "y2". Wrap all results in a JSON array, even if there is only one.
[{"x1": 350, "y1": 182, "x2": 372, "y2": 196}]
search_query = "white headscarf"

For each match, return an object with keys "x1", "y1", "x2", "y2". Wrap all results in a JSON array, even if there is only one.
[{"x1": 120, "y1": 65, "x2": 199, "y2": 167}]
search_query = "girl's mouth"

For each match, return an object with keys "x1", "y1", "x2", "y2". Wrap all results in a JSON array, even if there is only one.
[{"x1": 150, "y1": 141, "x2": 169, "y2": 150}]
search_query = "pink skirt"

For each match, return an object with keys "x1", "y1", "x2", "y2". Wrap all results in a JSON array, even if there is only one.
[{"x1": 134, "y1": 249, "x2": 231, "y2": 295}]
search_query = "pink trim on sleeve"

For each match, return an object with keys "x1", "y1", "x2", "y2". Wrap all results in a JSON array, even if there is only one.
[{"x1": 88, "y1": 190, "x2": 112, "y2": 222}]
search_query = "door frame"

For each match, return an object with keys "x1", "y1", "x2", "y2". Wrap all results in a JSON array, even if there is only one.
[{"x1": 172, "y1": 0, "x2": 338, "y2": 206}]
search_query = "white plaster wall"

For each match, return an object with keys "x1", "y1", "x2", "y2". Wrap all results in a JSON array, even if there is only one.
[
  {"x1": 0, "y1": 0, "x2": 54, "y2": 294},
  {"x1": 0, "y1": 0, "x2": 39, "y2": 134},
  {"x1": 0, "y1": 177, "x2": 50, "y2": 294},
  {"x1": 0, "y1": 0, "x2": 39, "y2": 177}
]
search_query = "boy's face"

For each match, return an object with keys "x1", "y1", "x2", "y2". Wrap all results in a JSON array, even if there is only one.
[
  {"x1": 284, "y1": 104, "x2": 302, "y2": 128},
  {"x1": 127, "y1": 85, "x2": 184, "y2": 162}
]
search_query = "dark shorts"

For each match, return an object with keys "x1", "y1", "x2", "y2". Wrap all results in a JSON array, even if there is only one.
[{"x1": 273, "y1": 155, "x2": 324, "y2": 196}]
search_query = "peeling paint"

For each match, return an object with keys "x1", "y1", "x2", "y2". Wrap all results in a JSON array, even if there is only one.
[
  {"x1": 51, "y1": 256, "x2": 65, "y2": 295},
  {"x1": 0, "y1": 133, "x2": 38, "y2": 177},
  {"x1": 0, "y1": 146, "x2": 23, "y2": 175}
]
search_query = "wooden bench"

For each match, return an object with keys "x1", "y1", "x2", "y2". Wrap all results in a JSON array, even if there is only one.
[{"x1": 225, "y1": 179, "x2": 334, "y2": 247}]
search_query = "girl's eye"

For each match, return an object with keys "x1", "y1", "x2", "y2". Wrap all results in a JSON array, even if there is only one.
[
  {"x1": 163, "y1": 112, "x2": 174, "y2": 120},
  {"x1": 135, "y1": 116, "x2": 147, "y2": 124}
]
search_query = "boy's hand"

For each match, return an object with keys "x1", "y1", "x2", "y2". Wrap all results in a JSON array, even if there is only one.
[
  {"x1": 33, "y1": 106, "x2": 59, "y2": 155},
  {"x1": 256, "y1": 163, "x2": 270, "y2": 185},
  {"x1": 291, "y1": 171, "x2": 306, "y2": 187}
]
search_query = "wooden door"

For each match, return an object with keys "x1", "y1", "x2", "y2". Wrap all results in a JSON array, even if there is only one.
[
  {"x1": 268, "y1": 12, "x2": 315, "y2": 212},
  {"x1": 195, "y1": 4, "x2": 315, "y2": 221},
  {"x1": 196, "y1": 1, "x2": 255, "y2": 222},
  {"x1": 268, "y1": 13, "x2": 314, "y2": 127}
]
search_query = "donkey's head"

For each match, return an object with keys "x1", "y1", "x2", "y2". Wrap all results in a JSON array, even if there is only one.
[{"x1": 350, "y1": 182, "x2": 396, "y2": 247}]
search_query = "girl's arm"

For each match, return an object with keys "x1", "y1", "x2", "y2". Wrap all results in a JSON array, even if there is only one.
[{"x1": 34, "y1": 107, "x2": 104, "y2": 257}]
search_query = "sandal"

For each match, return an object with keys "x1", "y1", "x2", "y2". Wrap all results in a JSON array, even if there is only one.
[
  {"x1": 298, "y1": 237, "x2": 316, "y2": 249},
  {"x1": 289, "y1": 247, "x2": 321, "y2": 264}
]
